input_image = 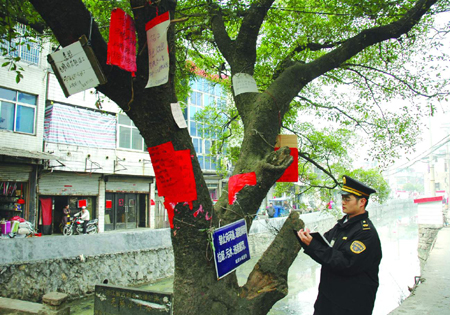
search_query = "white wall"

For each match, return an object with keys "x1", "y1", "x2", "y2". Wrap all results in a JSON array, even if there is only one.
[
  {"x1": 47, "y1": 73, "x2": 120, "y2": 113},
  {"x1": 45, "y1": 142, "x2": 154, "y2": 177},
  {"x1": 0, "y1": 54, "x2": 49, "y2": 152}
]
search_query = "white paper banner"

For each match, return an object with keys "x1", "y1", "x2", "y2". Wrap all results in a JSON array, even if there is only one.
[
  {"x1": 232, "y1": 73, "x2": 259, "y2": 96},
  {"x1": 145, "y1": 12, "x2": 170, "y2": 88},
  {"x1": 50, "y1": 41, "x2": 100, "y2": 96},
  {"x1": 171, "y1": 102, "x2": 187, "y2": 129}
]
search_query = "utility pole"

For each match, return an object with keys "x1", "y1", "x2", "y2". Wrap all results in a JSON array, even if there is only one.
[
  {"x1": 430, "y1": 155, "x2": 436, "y2": 197},
  {"x1": 441, "y1": 124, "x2": 450, "y2": 200},
  {"x1": 446, "y1": 144, "x2": 450, "y2": 204},
  {"x1": 429, "y1": 116, "x2": 436, "y2": 197}
]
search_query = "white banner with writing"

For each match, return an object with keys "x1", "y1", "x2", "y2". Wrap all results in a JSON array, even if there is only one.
[
  {"x1": 49, "y1": 41, "x2": 100, "y2": 96},
  {"x1": 145, "y1": 12, "x2": 170, "y2": 88},
  {"x1": 232, "y1": 73, "x2": 259, "y2": 96}
]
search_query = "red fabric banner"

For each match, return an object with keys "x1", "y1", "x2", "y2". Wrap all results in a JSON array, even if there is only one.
[
  {"x1": 148, "y1": 142, "x2": 177, "y2": 197},
  {"x1": 148, "y1": 142, "x2": 198, "y2": 228},
  {"x1": 275, "y1": 147, "x2": 299, "y2": 182},
  {"x1": 107, "y1": 8, "x2": 137, "y2": 74},
  {"x1": 228, "y1": 172, "x2": 257, "y2": 205},
  {"x1": 39, "y1": 197, "x2": 53, "y2": 226},
  {"x1": 168, "y1": 149, "x2": 197, "y2": 202},
  {"x1": 145, "y1": 11, "x2": 170, "y2": 31},
  {"x1": 164, "y1": 201, "x2": 176, "y2": 229}
]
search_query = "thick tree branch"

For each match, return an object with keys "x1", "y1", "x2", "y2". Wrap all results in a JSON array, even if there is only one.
[
  {"x1": 240, "y1": 212, "x2": 304, "y2": 314},
  {"x1": 234, "y1": 0, "x2": 275, "y2": 72},
  {"x1": 210, "y1": 0, "x2": 275, "y2": 74},
  {"x1": 269, "y1": 0, "x2": 438, "y2": 109},
  {"x1": 28, "y1": 0, "x2": 132, "y2": 106},
  {"x1": 217, "y1": 147, "x2": 293, "y2": 223},
  {"x1": 285, "y1": 41, "x2": 343, "y2": 63},
  {"x1": 0, "y1": 13, "x2": 47, "y2": 34},
  {"x1": 209, "y1": 4, "x2": 235, "y2": 63}
]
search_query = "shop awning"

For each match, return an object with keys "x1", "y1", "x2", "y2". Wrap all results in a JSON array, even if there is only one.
[{"x1": 0, "y1": 146, "x2": 59, "y2": 160}]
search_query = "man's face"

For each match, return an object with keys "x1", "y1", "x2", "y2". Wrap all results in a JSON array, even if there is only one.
[{"x1": 341, "y1": 194, "x2": 366, "y2": 218}]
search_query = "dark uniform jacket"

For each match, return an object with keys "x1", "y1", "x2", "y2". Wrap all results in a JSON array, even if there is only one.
[{"x1": 302, "y1": 211, "x2": 382, "y2": 314}]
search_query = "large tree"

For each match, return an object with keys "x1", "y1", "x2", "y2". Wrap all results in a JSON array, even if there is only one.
[{"x1": 3, "y1": 0, "x2": 450, "y2": 313}]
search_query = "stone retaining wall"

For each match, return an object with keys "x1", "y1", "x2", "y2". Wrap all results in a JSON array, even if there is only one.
[
  {"x1": 0, "y1": 247, "x2": 174, "y2": 302},
  {"x1": 417, "y1": 225, "x2": 440, "y2": 268}
]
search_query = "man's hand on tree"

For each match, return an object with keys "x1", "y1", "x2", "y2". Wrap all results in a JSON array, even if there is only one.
[{"x1": 297, "y1": 228, "x2": 312, "y2": 246}]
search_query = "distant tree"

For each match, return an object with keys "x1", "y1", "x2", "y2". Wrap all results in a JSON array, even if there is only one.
[
  {"x1": 2, "y1": 0, "x2": 449, "y2": 313},
  {"x1": 403, "y1": 181, "x2": 424, "y2": 193}
]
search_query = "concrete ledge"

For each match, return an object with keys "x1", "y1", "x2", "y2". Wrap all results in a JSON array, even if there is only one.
[
  {"x1": 0, "y1": 228, "x2": 172, "y2": 265},
  {"x1": 0, "y1": 297, "x2": 44, "y2": 314}
]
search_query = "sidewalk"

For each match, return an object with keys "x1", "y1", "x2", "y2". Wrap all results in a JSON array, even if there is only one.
[{"x1": 388, "y1": 226, "x2": 450, "y2": 314}]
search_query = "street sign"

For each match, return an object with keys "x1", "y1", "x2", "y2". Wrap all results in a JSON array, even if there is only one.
[{"x1": 212, "y1": 219, "x2": 251, "y2": 279}]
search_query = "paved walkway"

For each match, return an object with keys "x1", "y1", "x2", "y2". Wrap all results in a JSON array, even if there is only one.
[{"x1": 389, "y1": 226, "x2": 450, "y2": 314}]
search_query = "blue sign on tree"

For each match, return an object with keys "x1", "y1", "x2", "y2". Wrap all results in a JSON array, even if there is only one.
[{"x1": 212, "y1": 219, "x2": 251, "y2": 279}]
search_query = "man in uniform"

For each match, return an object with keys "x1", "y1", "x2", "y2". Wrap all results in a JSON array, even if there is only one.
[{"x1": 296, "y1": 175, "x2": 382, "y2": 315}]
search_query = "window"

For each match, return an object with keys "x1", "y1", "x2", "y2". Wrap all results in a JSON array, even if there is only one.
[
  {"x1": 117, "y1": 114, "x2": 145, "y2": 151},
  {"x1": 0, "y1": 87, "x2": 37, "y2": 134},
  {"x1": 190, "y1": 121, "x2": 197, "y2": 137},
  {"x1": 190, "y1": 92, "x2": 202, "y2": 106},
  {"x1": 204, "y1": 94, "x2": 215, "y2": 107},
  {"x1": 188, "y1": 78, "x2": 229, "y2": 172},
  {"x1": 189, "y1": 106, "x2": 198, "y2": 119},
  {"x1": 1, "y1": 24, "x2": 40, "y2": 65},
  {"x1": 193, "y1": 138, "x2": 203, "y2": 153}
]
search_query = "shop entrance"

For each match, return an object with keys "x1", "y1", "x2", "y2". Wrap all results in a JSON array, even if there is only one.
[
  {"x1": 105, "y1": 193, "x2": 138, "y2": 231},
  {"x1": 40, "y1": 196, "x2": 96, "y2": 234}
]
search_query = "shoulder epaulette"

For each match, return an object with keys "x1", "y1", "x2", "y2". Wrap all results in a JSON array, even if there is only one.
[{"x1": 361, "y1": 220, "x2": 371, "y2": 230}]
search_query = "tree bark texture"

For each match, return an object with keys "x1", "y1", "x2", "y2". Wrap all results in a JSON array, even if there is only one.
[{"x1": 28, "y1": 0, "x2": 438, "y2": 313}]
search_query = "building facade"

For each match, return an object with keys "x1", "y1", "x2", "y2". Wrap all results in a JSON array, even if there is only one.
[
  {"x1": 186, "y1": 76, "x2": 228, "y2": 201},
  {"x1": 0, "y1": 26, "x2": 226, "y2": 234},
  {"x1": 0, "y1": 29, "x2": 53, "y2": 228}
]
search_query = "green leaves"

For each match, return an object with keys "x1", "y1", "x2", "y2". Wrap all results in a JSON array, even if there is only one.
[
  {"x1": 3, "y1": 0, "x2": 447, "y2": 206},
  {"x1": 1, "y1": 51, "x2": 25, "y2": 83}
]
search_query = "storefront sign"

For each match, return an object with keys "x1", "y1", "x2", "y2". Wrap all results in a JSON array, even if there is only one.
[
  {"x1": 213, "y1": 219, "x2": 250, "y2": 279},
  {"x1": 77, "y1": 199, "x2": 87, "y2": 208},
  {"x1": 414, "y1": 196, "x2": 444, "y2": 226}
]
